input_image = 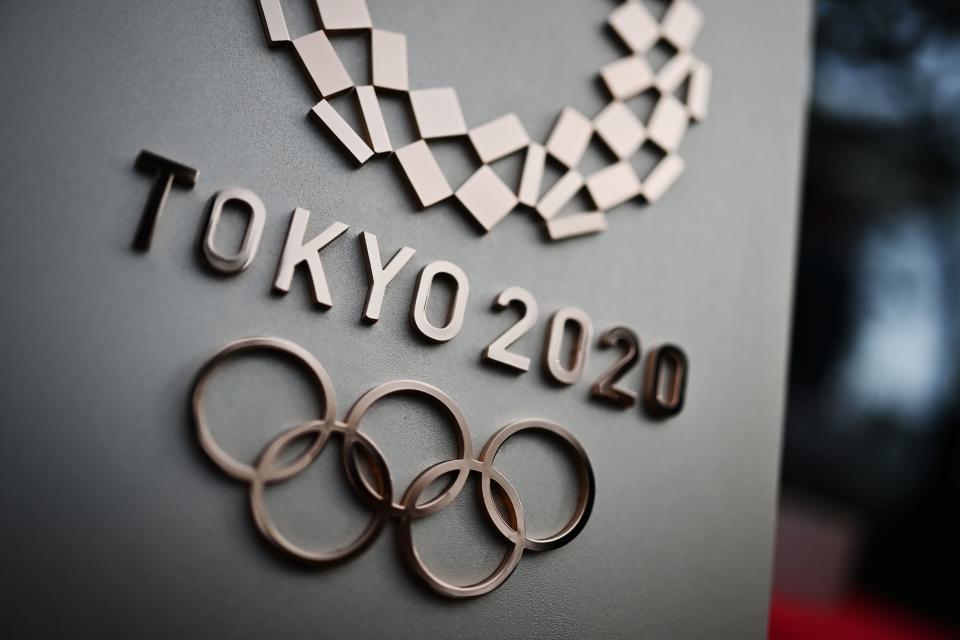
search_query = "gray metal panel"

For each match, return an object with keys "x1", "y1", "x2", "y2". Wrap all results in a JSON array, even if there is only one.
[{"x1": 0, "y1": 0, "x2": 810, "y2": 638}]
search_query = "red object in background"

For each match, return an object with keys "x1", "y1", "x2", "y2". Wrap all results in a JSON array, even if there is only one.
[{"x1": 769, "y1": 592, "x2": 957, "y2": 640}]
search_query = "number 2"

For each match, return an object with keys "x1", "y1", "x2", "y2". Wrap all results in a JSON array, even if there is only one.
[
  {"x1": 482, "y1": 286, "x2": 539, "y2": 372},
  {"x1": 590, "y1": 327, "x2": 640, "y2": 408}
]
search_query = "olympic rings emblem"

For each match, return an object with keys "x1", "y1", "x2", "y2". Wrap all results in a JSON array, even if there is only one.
[{"x1": 191, "y1": 336, "x2": 595, "y2": 598}]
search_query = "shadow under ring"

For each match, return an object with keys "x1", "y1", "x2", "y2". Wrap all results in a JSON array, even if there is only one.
[{"x1": 479, "y1": 418, "x2": 595, "y2": 552}]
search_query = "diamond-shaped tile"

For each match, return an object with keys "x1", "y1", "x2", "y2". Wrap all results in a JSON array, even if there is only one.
[
  {"x1": 456, "y1": 166, "x2": 519, "y2": 232},
  {"x1": 660, "y1": 0, "x2": 704, "y2": 50},
  {"x1": 600, "y1": 56, "x2": 654, "y2": 101},
  {"x1": 608, "y1": 1, "x2": 659, "y2": 53},
  {"x1": 468, "y1": 114, "x2": 530, "y2": 164},
  {"x1": 410, "y1": 88, "x2": 468, "y2": 139},
  {"x1": 594, "y1": 102, "x2": 646, "y2": 160},
  {"x1": 585, "y1": 162, "x2": 642, "y2": 210}
]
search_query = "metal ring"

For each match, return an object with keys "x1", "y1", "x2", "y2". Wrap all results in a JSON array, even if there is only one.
[
  {"x1": 191, "y1": 336, "x2": 337, "y2": 482},
  {"x1": 479, "y1": 419, "x2": 595, "y2": 551},
  {"x1": 193, "y1": 336, "x2": 596, "y2": 597},
  {"x1": 398, "y1": 459, "x2": 526, "y2": 598},
  {"x1": 341, "y1": 379, "x2": 474, "y2": 517},
  {"x1": 249, "y1": 420, "x2": 389, "y2": 564}
]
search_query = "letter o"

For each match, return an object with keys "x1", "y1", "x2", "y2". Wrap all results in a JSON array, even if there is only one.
[
  {"x1": 202, "y1": 187, "x2": 266, "y2": 274},
  {"x1": 410, "y1": 260, "x2": 470, "y2": 343}
]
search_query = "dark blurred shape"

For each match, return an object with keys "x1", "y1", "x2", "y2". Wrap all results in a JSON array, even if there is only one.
[{"x1": 779, "y1": 0, "x2": 960, "y2": 631}]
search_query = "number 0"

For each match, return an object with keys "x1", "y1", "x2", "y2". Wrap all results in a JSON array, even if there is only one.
[
  {"x1": 643, "y1": 345, "x2": 688, "y2": 418},
  {"x1": 543, "y1": 307, "x2": 593, "y2": 385}
]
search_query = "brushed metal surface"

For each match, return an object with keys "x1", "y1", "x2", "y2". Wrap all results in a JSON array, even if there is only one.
[
  {"x1": 193, "y1": 336, "x2": 595, "y2": 598},
  {"x1": 0, "y1": 0, "x2": 810, "y2": 637}
]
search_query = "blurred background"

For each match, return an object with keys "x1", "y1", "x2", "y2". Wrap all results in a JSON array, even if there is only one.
[{"x1": 771, "y1": 0, "x2": 960, "y2": 637}]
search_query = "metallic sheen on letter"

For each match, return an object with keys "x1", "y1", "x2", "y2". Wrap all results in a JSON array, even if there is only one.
[
  {"x1": 359, "y1": 231, "x2": 416, "y2": 324},
  {"x1": 202, "y1": 188, "x2": 266, "y2": 274},
  {"x1": 410, "y1": 260, "x2": 470, "y2": 343},
  {"x1": 643, "y1": 344, "x2": 689, "y2": 418},
  {"x1": 132, "y1": 150, "x2": 198, "y2": 252},
  {"x1": 273, "y1": 208, "x2": 350, "y2": 308},
  {"x1": 544, "y1": 307, "x2": 594, "y2": 385},
  {"x1": 482, "y1": 286, "x2": 539, "y2": 373}
]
